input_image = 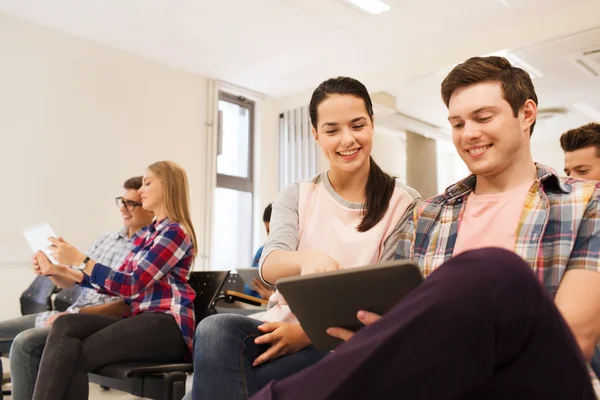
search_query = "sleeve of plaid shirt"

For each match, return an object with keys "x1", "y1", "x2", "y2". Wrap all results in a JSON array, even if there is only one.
[
  {"x1": 567, "y1": 186, "x2": 600, "y2": 272},
  {"x1": 394, "y1": 204, "x2": 418, "y2": 260},
  {"x1": 86, "y1": 225, "x2": 192, "y2": 299},
  {"x1": 78, "y1": 231, "x2": 117, "y2": 295}
]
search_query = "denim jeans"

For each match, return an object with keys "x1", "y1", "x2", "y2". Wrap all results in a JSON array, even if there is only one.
[
  {"x1": 0, "y1": 314, "x2": 37, "y2": 357},
  {"x1": 0, "y1": 314, "x2": 43, "y2": 400},
  {"x1": 185, "y1": 314, "x2": 328, "y2": 400},
  {"x1": 32, "y1": 312, "x2": 186, "y2": 400},
  {"x1": 10, "y1": 326, "x2": 51, "y2": 400}
]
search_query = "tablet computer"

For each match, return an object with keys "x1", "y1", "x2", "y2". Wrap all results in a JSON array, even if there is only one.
[
  {"x1": 277, "y1": 260, "x2": 423, "y2": 351},
  {"x1": 23, "y1": 222, "x2": 59, "y2": 265},
  {"x1": 235, "y1": 267, "x2": 261, "y2": 285}
]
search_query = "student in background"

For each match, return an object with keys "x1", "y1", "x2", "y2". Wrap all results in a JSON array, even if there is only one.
[
  {"x1": 250, "y1": 56, "x2": 600, "y2": 400},
  {"x1": 245, "y1": 203, "x2": 274, "y2": 299},
  {"x1": 185, "y1": 76, "x2": 421, "y2": 400},
  {"x1": 561, "y1": 122, "x2": 600, "y2": 180},
  {"x1": 3, "y1": 176, "x2": 153, "y2": 400},
  {"x1": 560, "y1": 121, "x2": 600, "y2": 380},
  {"x1": 33, "y1": 161, "x2": 197, "y2": 400}
]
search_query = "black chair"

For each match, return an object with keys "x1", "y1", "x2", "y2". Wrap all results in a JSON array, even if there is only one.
[
  {"x1": 222, "y1": 272, "x2": 246, "y2": 292},
  {"x1": 87, "y1": 270, "x2": 231, "y2": 400},
  {"x1": 53, "y1": 285, "x2": 85, "y2": 312},
  {"x1": 1, "y1": 376, "x2": 9, "y2": 399},
  {"x1": 214, "y1": 272, "x2": 269, "y2": 309},
  {"x1": 19, "y1": 276, "x2": 57, "y2": 315}
]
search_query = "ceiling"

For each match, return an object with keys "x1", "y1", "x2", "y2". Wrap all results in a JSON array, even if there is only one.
[
  {"x1": 390, "y1": 26, "x2": 600, "y2": 142},
  {"x1": 1, "y1": 0, "x2": 599, "y2": 142}
]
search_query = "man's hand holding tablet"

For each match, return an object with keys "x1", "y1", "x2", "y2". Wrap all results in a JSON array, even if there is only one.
[{"x1": 326, "y1": 310, "x2": 382, "y2": 342}]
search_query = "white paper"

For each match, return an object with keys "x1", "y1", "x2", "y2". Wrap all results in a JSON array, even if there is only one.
[{"x1": 23, "y1": 222, "x2": 59, "y2": 264}]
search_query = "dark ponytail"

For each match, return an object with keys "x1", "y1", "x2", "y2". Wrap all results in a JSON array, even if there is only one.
[
  {"x1": 357, "y1": 157, "x2": 395, "y2": 231},
  {"x1": 309, "y1": 77, "x2": 396, "y2": 232}
]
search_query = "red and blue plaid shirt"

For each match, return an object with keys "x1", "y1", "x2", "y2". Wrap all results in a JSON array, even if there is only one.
[
  {"x1": 395, "y1": 163, "x2": 600, "y2": 384},
  {"x1": 82, "y1": 218, "x2": 196, "y2": 356}
]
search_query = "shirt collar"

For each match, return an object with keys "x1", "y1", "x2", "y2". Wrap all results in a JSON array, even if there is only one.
[
  {"x1": 119, "y1": 225, "x2": 148, "y2": 241},
  {"x1": 442, "y1": 163, "x2": 569, "y2": 203},
  {"x1": 118, "y1": 226, "x2": 129, "y2": 239},
  {"x1": 149, "y1": 217, "x2": 172, "y2": 233}
]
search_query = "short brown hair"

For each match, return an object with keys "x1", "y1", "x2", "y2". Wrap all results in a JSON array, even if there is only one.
[
  {"x1": 123, "y1": 176, "x2": 143, "y2": 191},
  {"x1": 441, "y1": 56, "x2": 539, "y2": 135},
  {"x1": 560, "y1": 122, "x2": 600, "y2": 156}
]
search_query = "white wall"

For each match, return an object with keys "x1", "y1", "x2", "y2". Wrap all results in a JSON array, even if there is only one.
[
  {"x1": 531, "y1": 139, "x2": 566, "y2": 177},
  {"x1": 0, "y1": 13, "x2": 211, "y2": 266},
  {"x1": 0, "y1": 14, "x2": 214, "y2": 316}
]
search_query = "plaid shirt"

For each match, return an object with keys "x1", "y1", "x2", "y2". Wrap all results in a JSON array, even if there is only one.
[
  {"x1": 395, "y1": 163, "x2": 600, "y2": 384},
  {"x1": 35, "y1": 227, "x2": 135, "y2": 328},
  {"x1": 81, "y1": 218, "x2": 196, "y2": 355}
]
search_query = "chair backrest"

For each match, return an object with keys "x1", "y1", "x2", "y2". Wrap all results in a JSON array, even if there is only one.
[
  {"x1": 20, "y1": 276, "x2": 57, "y2": 315},
  {"x1": 53, "y1": 285, "x2": 85, "y2": 312},
  {"x1": 221, "y1": 273, "x2": 246, "y2": 293},
  {"x1": 188, "y1": 271, "x2": 230, "y2": 322}
]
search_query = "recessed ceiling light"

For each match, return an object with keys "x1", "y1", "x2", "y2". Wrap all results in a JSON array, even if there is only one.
[{"x1": 346, "y1": 0, "x2": 391, "y2": 15}]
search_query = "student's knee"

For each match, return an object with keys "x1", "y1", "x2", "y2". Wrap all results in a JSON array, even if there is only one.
[
  {"x1": 11, "y1": 328, "x2": 47, "y2": 359},
  {"x1": 194, "y1": 314, "x2": 258, "y2": 362},
  {"x1": 196, "y1": 314, "x2": 253, "y2": 342},
  {"x1": 450, "y1": 247, "x2": 534, "y2": 282},
  {"x1": 429, "y1": 247, "x2": 540, "y2": 302},
  {"x1": 12, "y1": 330, "x2": 35, "y2": 356},
  {"x1": 48, "y1": 313, "x2": 81, "y2": 336}
]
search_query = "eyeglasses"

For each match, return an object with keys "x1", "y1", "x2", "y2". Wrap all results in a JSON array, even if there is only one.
[{"x1": 115, "y1": 197, "x2": 143, "y2": 211}]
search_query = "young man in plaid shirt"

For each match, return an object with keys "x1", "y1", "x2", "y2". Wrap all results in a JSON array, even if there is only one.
[
  {"x1": 0, "y1": 176, "x2": 153, "y2": 400},
  {"x1": 251, "y1": 57, "x2": 600, "y2": 399}
]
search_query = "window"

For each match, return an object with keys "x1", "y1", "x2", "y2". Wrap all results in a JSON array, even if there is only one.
[
  {"x1": 211, "y1": 92, "x2": 254, "y2": 269},
  {"x1": 279, "y1": 106, "x2": 317, "y2": 189}
]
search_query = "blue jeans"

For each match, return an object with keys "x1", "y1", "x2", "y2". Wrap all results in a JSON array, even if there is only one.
[
  {"x1": 0, "y1": 314, "x2": 37, "y2": 357},
  {"x1": 0, "y1": 314, "x2": 48, "y2": 400},
  {"x1": 186, "y1": 314, "x2": 328, "y2": 400}
]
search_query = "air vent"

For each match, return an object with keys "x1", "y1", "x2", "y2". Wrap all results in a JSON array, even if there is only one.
[
  {"x1": 569, "y1": 47, "x2": 600, "y2": 78},
  {"x1": 537, "y1": 107, "x2": 569, "y2": 120}
]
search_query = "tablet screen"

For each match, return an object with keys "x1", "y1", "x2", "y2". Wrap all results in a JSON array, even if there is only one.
[
  {"x1": 277, "y1": 260, "x2": 423, "y2": 351},
  {"x1": 23, "y1": 222, "x2": 59, "y2": 265},
  {"x1": 236, "y1": 268, "x2": 261, "y2": 285}
]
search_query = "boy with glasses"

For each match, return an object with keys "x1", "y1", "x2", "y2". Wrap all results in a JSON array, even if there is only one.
[{"x1": 0, "y1": 176, "x2": 154, "y2": 400}]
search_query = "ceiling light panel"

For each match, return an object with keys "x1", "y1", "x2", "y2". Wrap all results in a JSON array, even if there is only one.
[{"x1": 346, "y1": 0, "x2": 391, "y2": 15}]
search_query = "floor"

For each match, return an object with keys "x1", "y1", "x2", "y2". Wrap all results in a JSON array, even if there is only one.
[
  {"x1": 3, "y1": 383, "x2": 146, "y2": 399},
  {"x1": 1, "y1": 358, "x2": 193, "y2": 399},
  {"x1": 3, "y1": 382, "x2": 193, "y2": 399}
]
